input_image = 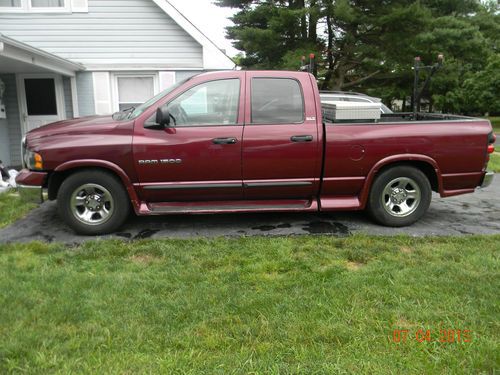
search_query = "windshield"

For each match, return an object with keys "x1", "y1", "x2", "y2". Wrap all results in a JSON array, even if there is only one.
[{"x1": 116, "y1": 77, "x2": 194, "y2": 120}]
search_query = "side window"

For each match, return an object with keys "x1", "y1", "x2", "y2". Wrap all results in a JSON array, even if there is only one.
[
  {"x1": 251, "y1": 78, "x2": 304, "y2": 124},
  {"x1": 162, "y1": 79, "x2": 240, "y2": 126}
]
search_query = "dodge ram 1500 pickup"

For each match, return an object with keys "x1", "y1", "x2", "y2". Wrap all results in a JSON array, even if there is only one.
[{"x1": 17, "y1": 71, "x2": 495, "y2": 235}]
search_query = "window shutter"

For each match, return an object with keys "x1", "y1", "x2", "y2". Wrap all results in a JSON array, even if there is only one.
[
  {"x1": 71, "y1": 0, "x2": 87, "y2": 12},
  {"x1": 92, "y1": 72, "x2": 112, "y2": 115}
]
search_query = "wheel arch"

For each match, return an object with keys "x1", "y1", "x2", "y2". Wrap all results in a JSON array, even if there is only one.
[
  {"x1": 359, "y1": 154, "x2": 442, "y2": 209},
  {"x1": 48, "y1": 160, "x2": 140, "y2": 211}
]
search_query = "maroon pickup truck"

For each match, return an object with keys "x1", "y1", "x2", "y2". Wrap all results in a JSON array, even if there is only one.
[{"x1": 17, "y1": 70, "x2": 495, "y2": 235}]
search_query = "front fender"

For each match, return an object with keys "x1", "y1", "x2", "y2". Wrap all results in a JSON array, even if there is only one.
[{"x1": 54, "y1": 159, "x2": 140, "y2": 212}]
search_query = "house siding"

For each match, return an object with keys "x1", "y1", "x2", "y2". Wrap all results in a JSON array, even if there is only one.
[
  {"x1": 0, "y1": 0, "x2": 203, "y2": 68},
  {"x1": 75, "y1": 72, "x2": 95, "y2": 117},
  {"x1": 0, "y1": 115, "x2": 10, "y2": 166},
  {"x1": 0, "y1": 75, "x2": 22, "y2": 167},
  {"x1": 0, "y1": 75, "x2": 10, "y2": 165}
]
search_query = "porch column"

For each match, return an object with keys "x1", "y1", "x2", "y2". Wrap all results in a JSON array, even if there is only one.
[{"x1": 70, "y1": 76, "x2": 79, "y2": 118}]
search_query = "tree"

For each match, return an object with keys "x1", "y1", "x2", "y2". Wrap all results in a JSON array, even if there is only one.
[
  {"x1": 216, "y1": 0, "x2": 320, "y2": 69},
  {"x1": 458, "y1": 54, "x2": 500, "y2": 115},
  {"x1": 218, "y1": 0, "x2": 499, "y2": 113}
]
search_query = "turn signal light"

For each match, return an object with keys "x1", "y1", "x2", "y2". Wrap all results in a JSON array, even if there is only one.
[{"x1": 34, "y1": 153, "x2": 43, "y2": 169}]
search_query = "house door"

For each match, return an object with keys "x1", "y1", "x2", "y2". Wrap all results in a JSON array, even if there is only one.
[{"x1": 17, "y1": 74, "x2": 65, "y2": 134}]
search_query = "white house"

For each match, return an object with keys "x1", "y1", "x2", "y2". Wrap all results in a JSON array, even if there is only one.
[{"x1": 0, "y1": 0, "x2": 235, "y2": 167}]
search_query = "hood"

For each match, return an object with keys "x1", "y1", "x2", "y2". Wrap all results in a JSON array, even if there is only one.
[
  {"x1": 26, "y1": 115, "x2": 135, "y2": 151},
  {"x1": 27, "y1": 115, "x2": 115, "y2": 138}
]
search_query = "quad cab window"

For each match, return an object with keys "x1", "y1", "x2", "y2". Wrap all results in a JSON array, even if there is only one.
[{"x1": 251, "y1": 78, "x2": 304, "y2": 124}]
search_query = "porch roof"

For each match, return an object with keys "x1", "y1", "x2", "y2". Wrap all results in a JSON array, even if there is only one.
[{"x1": 0, "y1": 34, "x2": 84, "y2": 77}]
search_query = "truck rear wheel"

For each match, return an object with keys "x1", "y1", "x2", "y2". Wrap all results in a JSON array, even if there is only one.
[
  {"x1": 367, "y1": 166, "x2": 431, "y2": 227},
  {"x1": 57, "y1": 170, "x2": 130, "y2": 235}
]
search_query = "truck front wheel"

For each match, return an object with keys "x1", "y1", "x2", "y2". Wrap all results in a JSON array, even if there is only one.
[
  {"x1": 367, "y1": 166, "x2": 432, "y2": 227},
  {"x1": 57, "y1": 170, "x2": 130, "y2": 235}
]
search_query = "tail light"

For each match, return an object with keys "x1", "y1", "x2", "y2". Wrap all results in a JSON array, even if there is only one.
[
  {"x1": 488, "y1": 132, "x2": 496, "y2": 154},
  {"x1": 484, "y1": 131, "x2": 495, "y2": 169}
]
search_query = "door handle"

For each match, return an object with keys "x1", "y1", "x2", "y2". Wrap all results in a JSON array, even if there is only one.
[
  {"x1": 212, "y1": 137, "x2": 237, "y2": 145},
  {"x1": 291, "y1": 135, "x2": 313, "y2": 142}
]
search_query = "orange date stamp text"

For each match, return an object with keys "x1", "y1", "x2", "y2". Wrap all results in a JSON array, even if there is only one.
[{"x1": 391, "y1": 329, "x2": 472, "y2": 344}]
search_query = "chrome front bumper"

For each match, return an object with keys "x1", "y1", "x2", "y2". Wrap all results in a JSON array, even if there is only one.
[
  {"x1": 480, "y1": 171, "x2": 494, "y2": 188},
  {"x1": 18, "y1": 184, "x2": 44, "y2": 204}
]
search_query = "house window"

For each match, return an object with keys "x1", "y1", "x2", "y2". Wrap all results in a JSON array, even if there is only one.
[
  {"x1": 115, "y1": 75, "x2": 158, "y2": 112},
  {"x1": 24, "y1": 78, "x2": 58, "y2": 115},
  {"x1": 28, "y1": 0, "x2": 68, "y2": 11},
  {"x1": 0, "y1": 0, "x2": 80, "y2": 12},
  {"x1": 0, "y1": 0, "x2": 22, "y2": 9},
  {"x1": 31, "y1": 0, "x2": 64, "y2": 7}
]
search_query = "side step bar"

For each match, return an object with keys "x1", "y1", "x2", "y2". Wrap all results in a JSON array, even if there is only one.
[{"x1": 138, "y1": 199, "x2": 319, "y2": 215}]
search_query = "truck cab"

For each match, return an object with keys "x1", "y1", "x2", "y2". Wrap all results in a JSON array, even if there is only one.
[{"x1": 131, "y1": 70, "x2": 322, "y2": 206}]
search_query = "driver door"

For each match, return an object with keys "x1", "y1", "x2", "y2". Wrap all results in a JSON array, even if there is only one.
[{"x1": 133, "y1": 73, "x2": 245, "y2": 203}]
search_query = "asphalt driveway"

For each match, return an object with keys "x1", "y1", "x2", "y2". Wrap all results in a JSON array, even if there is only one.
[{"x1": 0, "y1": 177, "x2": 499, "y2": 244}]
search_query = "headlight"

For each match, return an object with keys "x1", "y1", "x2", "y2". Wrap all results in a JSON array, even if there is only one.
[{"x1": 24, "y1": 150, "x2": 44, "y2": 170}]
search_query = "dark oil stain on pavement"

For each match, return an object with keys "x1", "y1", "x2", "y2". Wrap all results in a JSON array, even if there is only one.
[
  {"x1": 303, "y1": 221, "x2": 350, "y2": 236},
  {"x1": 251, "y1": 221, "x2": 349, "y2": 236},
  {"x1": 252, "y1": 223, "x2": 292, "y2": 232},
  {"x1": 33, "y1": 231, "x2": 55, "y2": 243},
  {"x1": 252, "y1": 225, "x2": 276, "y2": 232},
  {"x1": 133, "y1": 229, "x2": 160, "y2": 240},
  {"x1": 277, "y1": 223, "x2": 292, "y2": 228}
]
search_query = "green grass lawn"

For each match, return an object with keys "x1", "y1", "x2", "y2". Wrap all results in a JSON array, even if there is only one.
[
  {"x1": 489, "y1": 152, "x2": 500, "y2": 173},
  {"x1": 0, "y1": 235, "x2": 498, "y2": 374},
  {"x1": 0, "y1": 191, "x2": 35, "y2": 229},
  {"x1": 488, "y1": 116, "x2": 500, "y2": 134}
]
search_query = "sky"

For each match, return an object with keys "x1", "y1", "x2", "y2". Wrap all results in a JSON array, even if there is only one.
[{"x1": 167, "y1": 0, "x2": 240, "y2": 58}]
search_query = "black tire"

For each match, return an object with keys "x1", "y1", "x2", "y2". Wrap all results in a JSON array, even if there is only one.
[
  {"x1": 367, "y1": 166, "x2": 432, "y2": 227},
  {"x1": 57, "y1": 169, "x2": 130, "y2": 235}
]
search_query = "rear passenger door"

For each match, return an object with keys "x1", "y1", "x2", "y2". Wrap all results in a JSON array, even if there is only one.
[{"x1": 242, "y1": 72, "x2": 322, "y2": 200}]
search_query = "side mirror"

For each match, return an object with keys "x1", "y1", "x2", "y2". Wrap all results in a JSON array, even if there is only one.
[{"x1": 156, "y1": 107, "x2": 174, "y2": 127}]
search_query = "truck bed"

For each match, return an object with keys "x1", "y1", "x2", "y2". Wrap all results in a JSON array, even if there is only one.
[{"x1": 320, "y1": 115, "x2": 492, "y2": 210}]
